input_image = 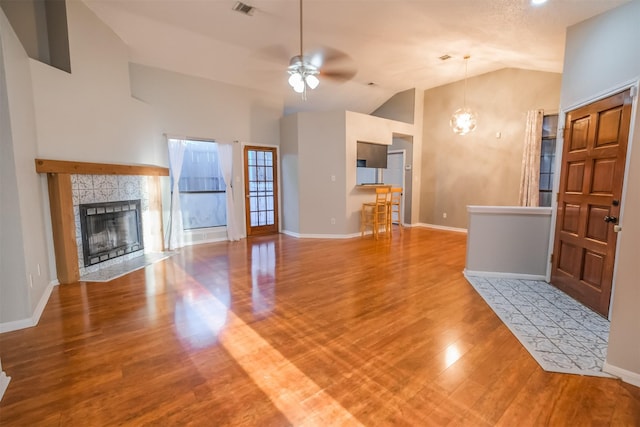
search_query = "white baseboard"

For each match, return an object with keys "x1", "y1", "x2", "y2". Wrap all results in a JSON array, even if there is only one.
[
  {"x1": 0, "y1": 371, "x2": 10, "y2": 402},
  {"x1": 464, "y1": 269, "x2": 547, "y2": 281},
  {"x1": 415, "y1": 222, "x2": 468, "y2": 233},
  {"x1": 603, "y1": 361, "x2": 640, "y2": 388},
  {"x1": 281, "y1": 230, "x2": 360, "y2": 239},
  {"x1": 183, "y1": 236, "x2": 228, "y2": 246},
  {"x1": 0, "y1": 279, "x2": 58, "y2": 334}
]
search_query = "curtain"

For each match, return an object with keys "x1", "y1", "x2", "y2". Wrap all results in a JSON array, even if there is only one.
[
  {"x1": 166, "y1": 138, "x2": 187, "y2": 250},
  {"x1": 519, "y1": 110, "x2": 544, "y2": 206},
  {"x1": 217, "y1": 143, "x2": 241, "y2": 241}
]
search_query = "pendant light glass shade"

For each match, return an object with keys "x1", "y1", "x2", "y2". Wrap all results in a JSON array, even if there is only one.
[
  {"x1": 450, "y1": 55, "x2": 477, "y2": 135},
  {"x1": 450, "y1": 107, "x2": 477, "y2": 135}
]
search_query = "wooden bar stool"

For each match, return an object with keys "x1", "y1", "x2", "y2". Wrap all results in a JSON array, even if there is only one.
[
  {"x1": 360, "y1": 187, "x2": 390, "y2": 239},
  {"x1": 387, "y1": 187, "x2": 403, "y2": 234}
]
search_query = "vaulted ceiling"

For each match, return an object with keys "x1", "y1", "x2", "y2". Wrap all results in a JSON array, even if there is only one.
[{"x1": 83, "y1": 0, "x2": 629, "y2": 115}]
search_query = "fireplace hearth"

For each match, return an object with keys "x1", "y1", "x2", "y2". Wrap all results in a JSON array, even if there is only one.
[{"x1": 80, "y1": 200, "x2": 144, "y2": 267}]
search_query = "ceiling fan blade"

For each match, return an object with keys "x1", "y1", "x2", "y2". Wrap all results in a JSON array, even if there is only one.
[
  {"x1": 308, "y1": 46, "x2": 351, "y2": 69},
  {"x1": 320, "y1": 67, "x2": 358, "y2": 82},
  {"x1": 305, "y1": 46, "x2": 357, "y2": 82},
  {"x1": 251, "y1": 44, "x2": 292, "y2": 65}
]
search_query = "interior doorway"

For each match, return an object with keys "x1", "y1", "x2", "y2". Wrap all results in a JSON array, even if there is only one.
[
  {"x1": 243, "y1": 146, "x2": 279, "y2": 236},
  {"x1": 551, "y1": 89, "x2": 632, "y2": 317}
]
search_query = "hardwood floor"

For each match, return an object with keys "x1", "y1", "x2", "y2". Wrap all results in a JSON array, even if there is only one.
[{"x1": 1, "y1": 228, "x2": 639, "y2": 426}]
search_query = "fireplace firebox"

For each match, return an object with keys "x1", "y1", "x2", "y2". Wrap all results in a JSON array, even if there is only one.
[{"x1": 80, "y1": 200, "x2": 144, "y2": 266}]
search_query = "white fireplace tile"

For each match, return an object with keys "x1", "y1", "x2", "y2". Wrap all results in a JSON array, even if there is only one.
[
  {"x1": 140, "y1": 176, "x2": 149, "y2": 196},
  {"x1": 75, "y1": 219, "x2": 81, "y2": 240},
  {"x1": 78, "y1": 189, "x2": 95, "y2": 204},
  {"x1": 94, "y1": 175, "x2": 118, "y2": 190},
  {"x1": 76, "y1": 238, "x2": 84, "y2": 267},
  {"x1": 120, "y1": 176, "x2": 143, "y2": 198},
  {"x1": 75, "y1": 175, "x2": 93, "y2": 190},
  {"x1": 119, "y1": 186, "x2": 140, "y2": 201},
  {"x1": 95, "y1": 188, "x2": 119, "y2": 203}
]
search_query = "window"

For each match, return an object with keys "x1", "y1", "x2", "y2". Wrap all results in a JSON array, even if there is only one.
[
  {"x1": 539, "y1": 114, "x2": 558, "y2": 207},
  {"x1": 170, "y1": 139, "x2": 226, "y2": 230}
]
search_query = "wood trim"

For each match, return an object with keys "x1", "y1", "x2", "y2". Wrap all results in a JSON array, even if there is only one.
[
  {"x1": 35, "y1": 159, "x2": 169, "y2": 176},
  {"x1": 148, "y1": 176, "x2": 165, "y2": 252},
  {"x1": 47, "y1": 173, "x2": 80, "y2": 284}
]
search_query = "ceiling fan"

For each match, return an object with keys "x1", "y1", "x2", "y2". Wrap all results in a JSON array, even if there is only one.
[{"x1": 287, "y1": 0, "x2": 356, "y2": 99}]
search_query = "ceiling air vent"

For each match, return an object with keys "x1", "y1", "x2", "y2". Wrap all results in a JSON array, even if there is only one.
[{"x1": 232, "y1": 1, "x2": 255, "y2": 16}]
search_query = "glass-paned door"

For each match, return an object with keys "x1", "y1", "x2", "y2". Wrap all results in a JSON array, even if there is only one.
[{"x1": 244, "y1": 146, "x2": 279, "y2": 236}]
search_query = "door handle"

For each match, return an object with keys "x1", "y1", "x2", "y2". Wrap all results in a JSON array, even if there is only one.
[{"x1": 604, "y1": 215, "x2": 618, "y2": 224}]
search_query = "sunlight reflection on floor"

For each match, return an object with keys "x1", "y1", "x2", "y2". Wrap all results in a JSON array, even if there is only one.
[{"x1": 169, "y1": 261, "x2": 363, "y2": 426}]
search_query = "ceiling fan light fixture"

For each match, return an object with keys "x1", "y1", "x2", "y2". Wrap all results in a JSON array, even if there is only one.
[
  {"x1": 287, "y1": 0, "x2": 322, "y2": 99},
  {"x1": 287, "y1": 55, "x2": 319, "y2": 98},
  {"x1": 288, "y1": 72, "x2": 303, "y2": 87},
  {"x1": 292, "y1": 80, "x2": 305, "y2": 93},
  {"x1": 305, "y1": 74, "x2": 319, "y2": 89}
]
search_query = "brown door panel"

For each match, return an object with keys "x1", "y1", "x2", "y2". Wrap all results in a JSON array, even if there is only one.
[{"x1": 551, "y1": 89, "x2": 631, "y2": 317}]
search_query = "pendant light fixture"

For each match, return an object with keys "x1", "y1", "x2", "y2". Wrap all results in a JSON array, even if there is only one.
[
  {"x1": 287, "y1": 0, "x2": 319, "y2": 99},
  {"x1": 450, "y1": 55, "x2": 477, "y2": 135}
]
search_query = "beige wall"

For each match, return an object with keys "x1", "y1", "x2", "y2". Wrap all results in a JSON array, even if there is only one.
[
  {"x1": 420, "y1": 68, "x2": 562, "y2": 229},
  {"x1": 561, "y1": 0, "x2": 640, "y2": 385}
]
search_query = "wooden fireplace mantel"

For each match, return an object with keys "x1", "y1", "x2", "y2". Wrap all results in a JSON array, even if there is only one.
[
  {"x1": 35, "y1": 159, "x2": 169, "y2": 284},
  {"x1": 35, "y1": 158, "x2": 169, "y2": 176}
]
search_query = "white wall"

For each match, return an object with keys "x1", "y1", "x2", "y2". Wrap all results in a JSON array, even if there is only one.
[
  {"x1": 0, "y1": 9, "x2": 51, "y2": 326},
  {"x1": 129, "y1": 63, "x2": 283, "y2": 239},
  {"x1": 560, "y1": 0, "x2": 640, "y2": 385},
  {"x1": 29, "y1": 1, "x2": 159, "y2": 166}
]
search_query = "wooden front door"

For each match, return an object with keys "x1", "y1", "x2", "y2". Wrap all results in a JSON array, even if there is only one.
[
  {"x1": 551, "y1": 89, "x2": 632, "y2": 317},
  {"x1": 244, "y1": 146, "x2": 279, "y2": 236}
]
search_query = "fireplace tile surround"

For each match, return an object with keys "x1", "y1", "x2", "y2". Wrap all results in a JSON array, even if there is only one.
[
  {"x1": 72, "y1": 174, "x2": 151, "y2": 276},
  {"x1": 35, "y1": 159, "x2": 169, "y2": 285}
]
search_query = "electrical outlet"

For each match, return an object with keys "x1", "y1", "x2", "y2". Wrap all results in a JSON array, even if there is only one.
[
  {"x1": 442, "y1": 212, "x2": 447, "y2": 219},
  {"x1": 330, "y1": 218, "x2": 336, "y2": 225}
]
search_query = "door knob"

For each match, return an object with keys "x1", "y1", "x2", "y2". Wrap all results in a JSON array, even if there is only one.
[{"x1": 604, "y1": 215, "x2": 618, "y2": 223}]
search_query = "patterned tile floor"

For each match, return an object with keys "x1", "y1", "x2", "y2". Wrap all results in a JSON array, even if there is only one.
[
  {"x1": 80, "y1": 252, "x2": 174, "y2": 283},
  {"x1": 464, "y1": 274, "x2": 612, "y2": 378}
]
